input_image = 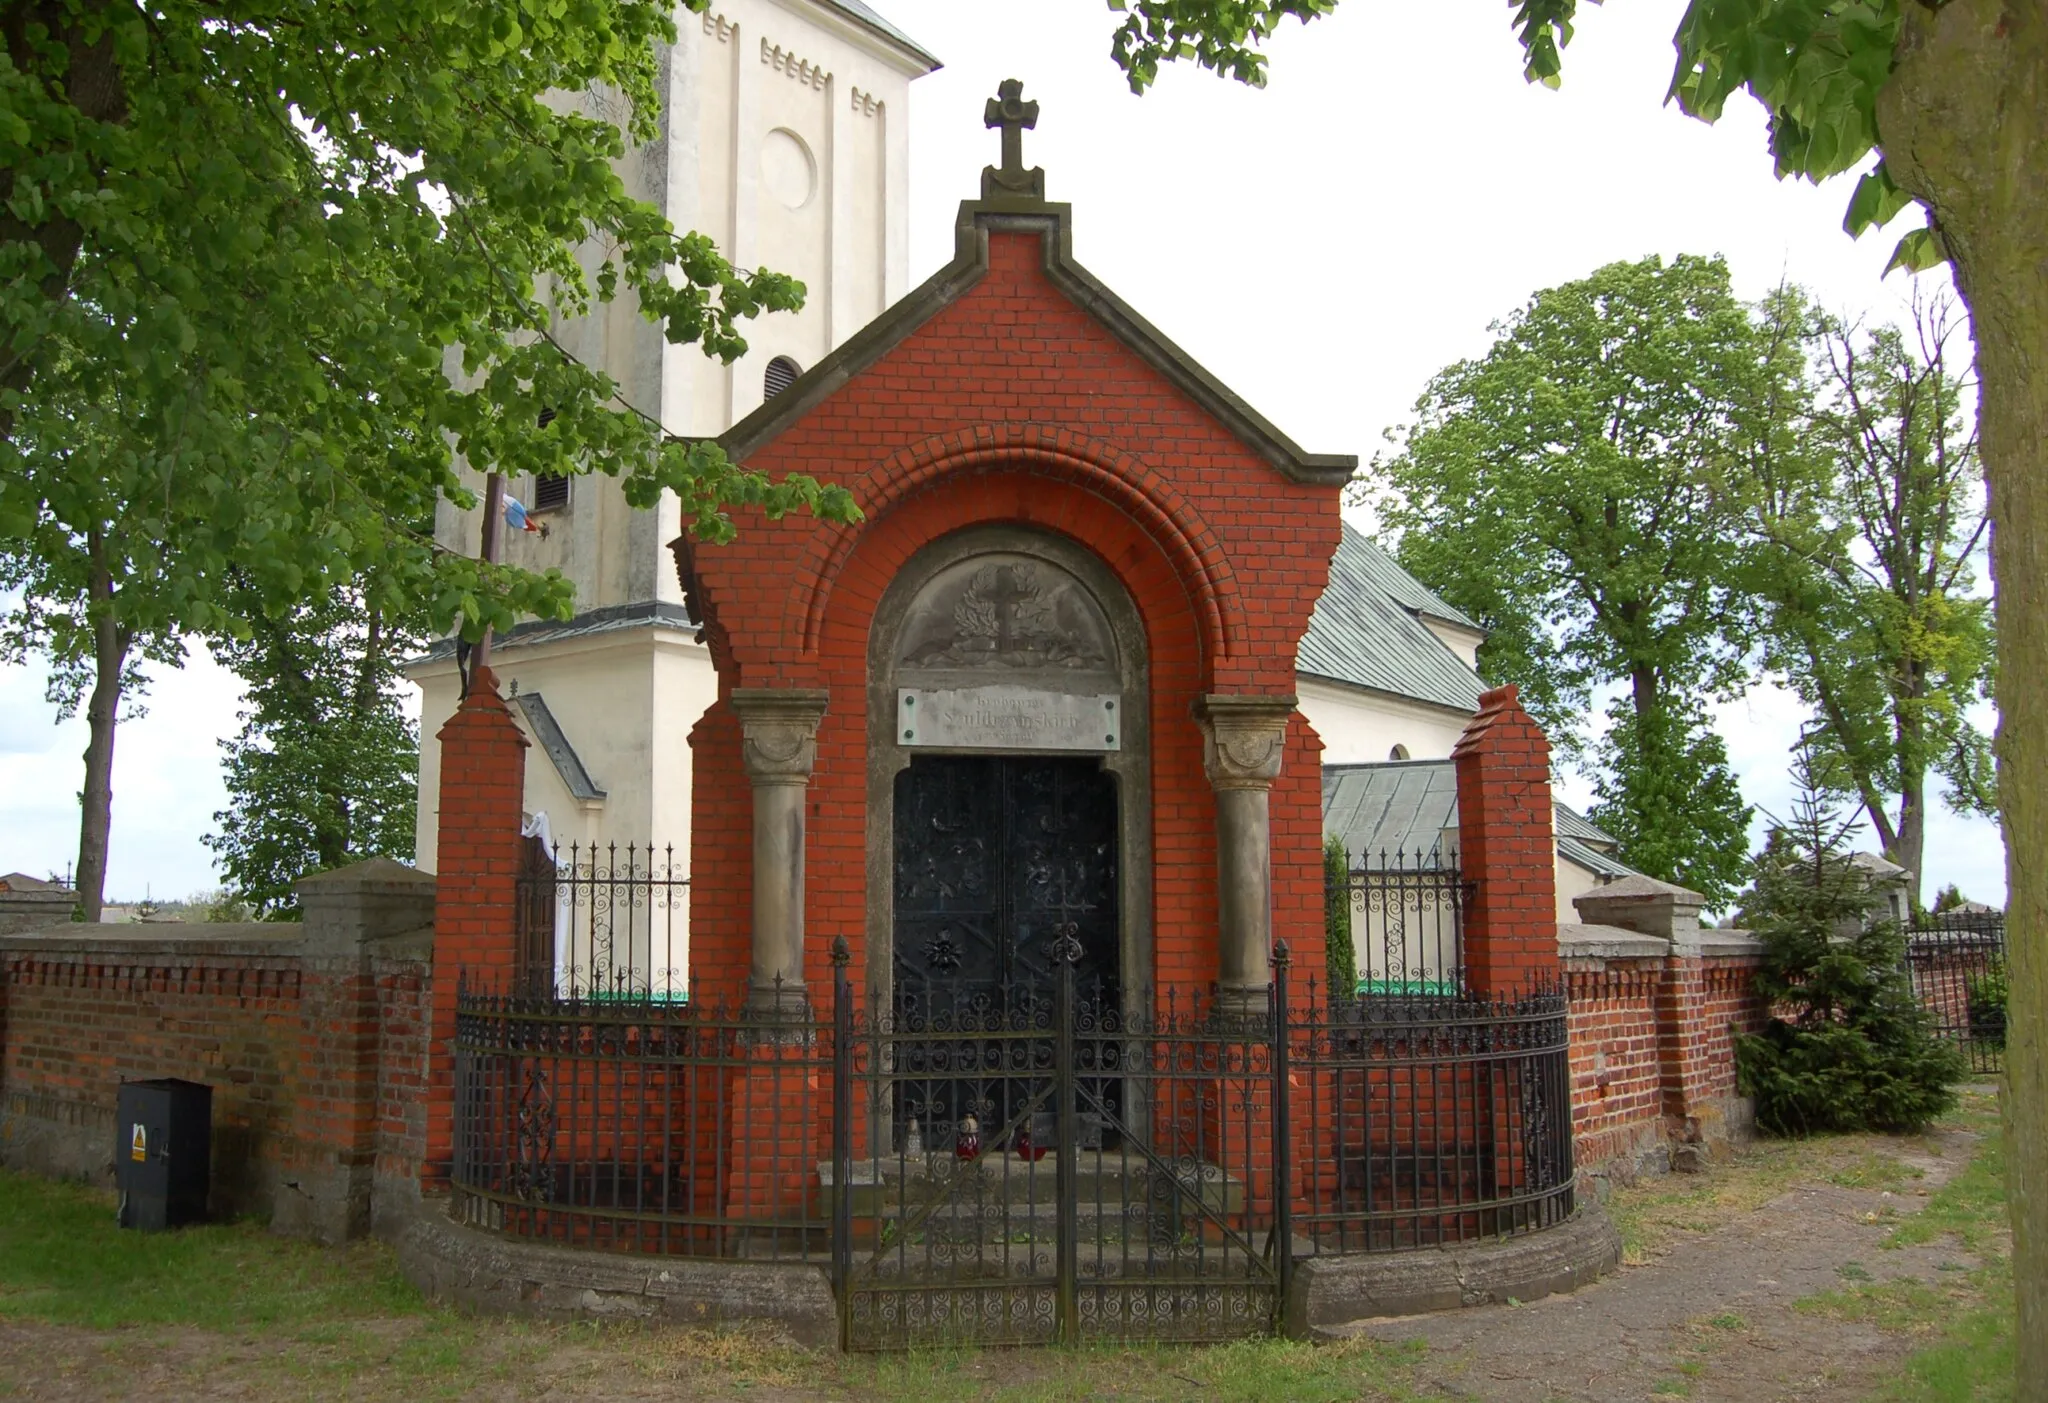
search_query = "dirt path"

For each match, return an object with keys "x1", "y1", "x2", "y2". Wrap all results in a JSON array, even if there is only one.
[
  {"x1": 0, "y1": 1117, "x2": 1998, "y2": 1403},
  {"x1": 1340, "y1": 1126, "x2": 1989, "y2": 1402}
]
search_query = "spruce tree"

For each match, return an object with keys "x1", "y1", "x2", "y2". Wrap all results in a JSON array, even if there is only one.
[{"x1": 1736, "y1": 744, "x2": 1966, "y2": 1135}]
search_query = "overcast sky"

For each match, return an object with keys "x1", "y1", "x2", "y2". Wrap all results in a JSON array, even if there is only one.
[{"x1": 0, "y1": 0, "x2": 2006, "y2": 908}]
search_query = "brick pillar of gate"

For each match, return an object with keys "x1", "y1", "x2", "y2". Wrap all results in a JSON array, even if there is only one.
[
  {"x1": 1452, "y1": 685, "x2": 1560, "y2": 998},
  {"x1": 723, "y1": 1034, "x2": 823, "y2": 1233},
  {"x1": 423, "y1": 666, "x2": 530, "y2": 1188},
  {"x1": 1449, "y1": 686, "x2": 1559, "y2": 1223}
]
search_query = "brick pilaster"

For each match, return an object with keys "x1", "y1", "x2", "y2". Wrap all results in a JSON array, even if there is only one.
[
  {"x1": 424, "y1": 666, "x2": 529, "y2": 1186},
  {"x1": 285, "y1": 858, "x2": 437, "y2": 1241},
  {"x1": 1452, "y1": 685, "x2": 1560, "y2": 997}
]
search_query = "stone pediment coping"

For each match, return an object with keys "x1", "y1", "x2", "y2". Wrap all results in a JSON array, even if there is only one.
[
  {"x1": 713, "y1": 195, "x2": 1358, "y2": 487},
  {"x1": 1700, "y1": 929, "x2": 1763, "y2": 956},
  {"x1": 1557, "y1": 922, "x2": 1670, "y2": 960}
]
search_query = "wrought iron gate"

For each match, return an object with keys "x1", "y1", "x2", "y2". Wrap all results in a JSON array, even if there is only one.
[{"x1": 832, "y1": 942, "x2": 1288, "y2": 1350}]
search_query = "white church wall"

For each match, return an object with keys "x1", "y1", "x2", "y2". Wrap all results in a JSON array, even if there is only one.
[
  {"x1": 1296, "y1": 676, "x2": 1472, "y2": 764},
  {"x1": 1554, "y1": 856, "x2": 1610, "y2": 926},
  {"x1": 412, "y1": 628, "x2": 679, "y2": 871},
  {"x1": 1417, "y1": 617, "x2": 1484, "y2": 669},
  {"x1": 431, "y1": 0, "x2": 926, "y2": 624}
]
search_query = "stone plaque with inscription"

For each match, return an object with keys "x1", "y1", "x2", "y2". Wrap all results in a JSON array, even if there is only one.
[{"x1": 898, "y1": 687, "x2": 1121, "y2": 752}]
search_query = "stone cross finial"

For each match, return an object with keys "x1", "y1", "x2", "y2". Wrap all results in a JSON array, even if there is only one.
[{"x1": 982, "y1": 79, "x2": 1045, "y2": 200}]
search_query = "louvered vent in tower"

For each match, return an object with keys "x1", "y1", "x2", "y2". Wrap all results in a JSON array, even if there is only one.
[{"x1": 764, "y1": 355, "x2": 801, "y2": 399}]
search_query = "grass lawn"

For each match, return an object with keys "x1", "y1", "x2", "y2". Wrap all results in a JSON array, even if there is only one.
[
  {"x1": 0, "y1": 1087, "x2": 2016, "y2": 1402},
  {"x1": 0, "y1": 1170, "x2": 1442, "y2": 1402}
]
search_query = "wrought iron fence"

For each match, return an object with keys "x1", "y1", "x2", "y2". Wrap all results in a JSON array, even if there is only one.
[
  {"x1": 1290, "y1": 979, "x2": 1575, "y2": 1253},
  {"x1": 516, "y1": 842, "x2": 688, "y2": 999},
  {"x1": 834, "y1": 955, "x2": 1287, "y2": 1350},
  {"x1": 448, "y1": 944, "x2": 1578, "y2": 1346},
  {"x1": 1902, "y1": 911, "x2": 2007, "y2": 1074},
  {"x1": 1331, "y1": 849, "x2": 1467, "y2": 997},
  {"x1": 451, "y1": 973, "x2": 833, "y2": 1258}
]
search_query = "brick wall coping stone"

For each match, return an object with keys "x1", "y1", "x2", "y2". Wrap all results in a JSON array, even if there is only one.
[
  {"x1": 1700, "y1": 929, "x2": 1762, "y2": 956},
  {"x1": 1557, "y1": 923, "x2": 1671, "y2": 960},
  {"x1": 0, "y1": 923, "x2": 304, "y2": 959}
]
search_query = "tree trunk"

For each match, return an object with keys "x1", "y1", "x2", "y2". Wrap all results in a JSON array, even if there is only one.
[
  {"x1": 71, "y1": 537, "x2": 129, "y2": 924},
  {"x1": 1893, "y1": 774, "x2": 1926, "y2": 917},
  {"x1": 1879, "y1": 3, "x2": 2048, "y2": 1391}
]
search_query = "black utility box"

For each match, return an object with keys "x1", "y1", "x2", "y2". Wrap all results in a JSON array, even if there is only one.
[{"x1": 114, "y1": 1078, "x2": 211, "y2": 1230}]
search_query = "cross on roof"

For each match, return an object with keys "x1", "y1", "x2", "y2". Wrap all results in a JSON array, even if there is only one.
[{"x1": 981, "y1": 78, "x2": 1045, "y2": 201}]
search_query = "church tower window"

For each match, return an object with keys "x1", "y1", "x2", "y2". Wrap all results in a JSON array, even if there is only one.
[
  {"x1": 764, "y1": 355, "x2": 802, "y2": 399},
  {"x1": 1388, "y1": 744, "x2": 1410, "y2": 761},
  {"x1": 533, "y1": 472, "x2": 570, "y2": 511}
]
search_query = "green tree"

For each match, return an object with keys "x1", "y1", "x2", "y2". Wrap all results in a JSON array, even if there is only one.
[
  {"x1": 1750, "y1": 294, "x2": 1995, "y2": 908},
  {"x1": 1735, "y1": 744, "x2": 1965, "y2": 1135},
  {"x1": 1323, "y1": 834, "x2": 1356, "y2": 999},
  {"x1": 2, "y1": 0, "x2": 854, "y2": 917},
  {"x1": 1372, "y1": 255, "x2": 1797, "y2": 906},
  {"x1": 203, "y1": 580, "x2": 425, "y2": 919},
  {"x1": 1111, "y1": 6, "x2": 2044, "y2": 1369},
  {"x1": 0, "y1": 376, "x2": 185, "y2": 921}
]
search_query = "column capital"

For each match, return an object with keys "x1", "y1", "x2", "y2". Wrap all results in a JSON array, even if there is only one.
[
  {"x1": 1194, "y1": 693, "x2": 1294, "y2": 791},
  {"x1": 731, "y1": 688, "x2": 829, "y2": 784}
]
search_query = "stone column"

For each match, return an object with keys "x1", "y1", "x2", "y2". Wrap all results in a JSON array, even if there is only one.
[
  {"x1": 731, "y1": 688, "x2": 829, "y2": 1016},
  {"x1": 1196, "y1": 694, "x2": 1294, "y2": 1017}
]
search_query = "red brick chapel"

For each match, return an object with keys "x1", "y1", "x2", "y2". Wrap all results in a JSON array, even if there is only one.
[{"x1": 674, "y1": 82, "x2": 1355, "y2": 1023}]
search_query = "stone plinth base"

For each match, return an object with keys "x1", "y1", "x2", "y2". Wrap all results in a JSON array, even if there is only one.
[
  {"x1": 1285, "y1": 1203, "x2": 1621, "y2": 1335},
  {"x1": 397, "y1": 1209, "x2": 838, "y2": 1348}
]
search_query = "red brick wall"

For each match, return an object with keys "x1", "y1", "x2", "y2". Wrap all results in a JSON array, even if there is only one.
[
  {"x1": 425, "y1": 667, "x2": 529, "y2": 1184},
  {"x1": 687, "y1": 228, "x2": 1341, "y2": 1003},
  {"x1": 1453, "y1": 686, "x2": 1561, "y2": 996},
  {"x1": 1563, "y1": 956, "x2": 1667, "y2": 1170},
  {"x1": 1562, "y1": 946, "x2": 1770, "y2": 1170},
  {"x1": 1, "y1": 934, "x2": 431, "y2": 1222}
]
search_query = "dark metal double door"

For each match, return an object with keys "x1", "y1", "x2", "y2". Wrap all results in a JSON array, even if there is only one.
[{"x1": 893, "y1": 754, "x2": 1120, "y2": 1019}]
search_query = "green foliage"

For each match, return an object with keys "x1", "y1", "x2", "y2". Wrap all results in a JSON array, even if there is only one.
[
  {"x1": 1322, "y1": 834, "x2": 1355, "y2": 997},
  {"x1": 1736, "y1": 747, "x2": 1966, "y2": 1136},
  {"x1": 202, "y1": 582, "x2": 424, "y2": 919},
  {"x1": 1372, "y1": 254, "x2": 1786, "y2": 899},
  {"x1": 1746, "y1": 294, "x2": 1994, "y2": 895},
  {"x1": 1966, "y1": 965, "x2": 2008, "y2": 1052},
  {"x1": 1109, "y1": 1, "x2": 1338, "y2": 92},
  {"x1": 1589, "y1": 697, "x2": 1752, "y2": 907},
  {"x1": 188, "y1": 888, "x2": 254, "y2": 923},
  {"x1": 1, "y1": 0, "x2": 856, "y2": 649}
]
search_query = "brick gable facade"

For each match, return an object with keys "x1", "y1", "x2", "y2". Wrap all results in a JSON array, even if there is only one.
[{"x1": 679, "y1": 201, "x2": 1350, "y2": 1009}]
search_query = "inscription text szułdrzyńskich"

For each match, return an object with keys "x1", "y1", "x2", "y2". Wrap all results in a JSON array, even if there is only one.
[{"x1": 898, "y1": 687, "x2": 1119, "y2": 752}]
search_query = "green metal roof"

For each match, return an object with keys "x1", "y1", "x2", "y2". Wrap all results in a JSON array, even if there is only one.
[
  {"x1": 1321, "y1": 759, "x2": 1459, "y2": 862},
  {"x1": 1298, "y1": 523, "x2": 1485, "y2": 714},
  {"x1": 1321, "y1": 759, "x2": 1640, "y2": 881},
  {"x1": 1334, "y1": 527, "x2": 1479, "y2": 631}
]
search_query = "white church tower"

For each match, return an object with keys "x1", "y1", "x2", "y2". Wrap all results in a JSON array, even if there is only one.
[{"x1": 409, "y1": 2, "x2": 939, "y2": 904}]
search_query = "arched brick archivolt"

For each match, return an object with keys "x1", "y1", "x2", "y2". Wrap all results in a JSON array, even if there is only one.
[
  {"x1": 786, "y1": 425, "x2": 1246, "y2": 685},
  {"x1": 805, "y1": 470, "x2": 1213, "y2": 1004}
]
